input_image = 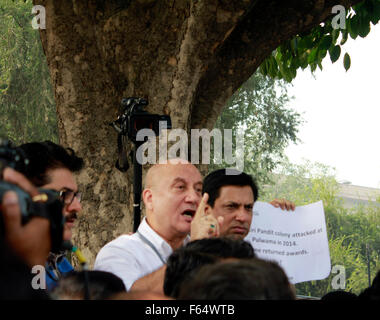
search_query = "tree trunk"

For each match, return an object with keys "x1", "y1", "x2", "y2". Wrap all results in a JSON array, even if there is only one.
[{"x1": 34, "y1": 0, "x2": 361, "y2": 266}]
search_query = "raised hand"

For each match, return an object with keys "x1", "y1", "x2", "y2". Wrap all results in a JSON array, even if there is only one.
[
  {"x1": 269, "y1": 198, "x2": 296, "y2": 211},
  {"x1": 190, "y1": 193, "x2": 224, "y2": 241},
  {"x1": 1, "y1": 167, "x2": 51, "y2": 266}
]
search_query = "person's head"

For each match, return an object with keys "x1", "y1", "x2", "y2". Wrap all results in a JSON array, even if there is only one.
[
  {"x1": 110, "y1": 291, "x2": 173, "y2": 300},
  {"x1": 184, "y1": 237, "x2": 256, "y2": 259},
  {"x1": 164, "y1": 249, "x2": 219, "y2": 298},
  {"x1": 321, "y1": 290, "x2": 358, "y2": 300},
  {"x1": 164, "y1": 237, "x2": 256, "y2": 298},
  {"x1": 178, "y1": 258, "x2": 295, "y2": 300},
  {"x1": 51, "y1": 270, "x2": 126, "y2": 300},
  {"x1": 142, "y1": 159, "x2": 202, "y2": 243},
  {"x1": 202, "y1": 169, "x2": 258, "y2": 239},
  {"x1": 358, "y1": 270, "x2": 380, "y2": 300},
  {"x1": 17, "y1": 141, "x2": 84, "y2": 241}
]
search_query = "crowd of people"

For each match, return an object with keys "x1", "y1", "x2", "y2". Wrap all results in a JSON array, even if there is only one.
[{"x1": 0, "y1": 140, "x2": 379, "y2": 300}]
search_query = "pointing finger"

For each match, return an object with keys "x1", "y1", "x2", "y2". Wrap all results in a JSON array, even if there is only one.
[
  {"x1": 1, "y1": 191, "x2": 22, "y2": 238},
  {"x1": 216, "y1": 216, "x2": 224, "y2": 237},
  {"x1": 194, "y1": 193, "x2": 209, "y2": 220}
]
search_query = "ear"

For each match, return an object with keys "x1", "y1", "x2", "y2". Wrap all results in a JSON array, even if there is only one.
[
  {"x1": 142, "y1": 188, "x2": 153, "y2": 211},
  {"x1": 204, "y1": 203, "x2": 213, "y2": 216}
]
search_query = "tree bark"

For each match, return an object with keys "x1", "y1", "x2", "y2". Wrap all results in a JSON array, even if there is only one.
[{"x1": 34, "y1": 0, "x2": 362, "y2": 265}]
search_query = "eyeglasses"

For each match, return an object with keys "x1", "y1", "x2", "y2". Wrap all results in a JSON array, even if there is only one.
[{"x1": 59, "y1": 189, "x2": 82, "y2": 205}]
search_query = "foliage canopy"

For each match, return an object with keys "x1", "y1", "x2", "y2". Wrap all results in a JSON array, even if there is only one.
[
  {"x1": 212, "y1": 72, "x2": 302, "y2": 185},
  {"x1": 0, "y1": 0, "x2": 57, "y2": 144},
  {"x1": 260, "y1": 0, "x2": 380, "y2": 81}
]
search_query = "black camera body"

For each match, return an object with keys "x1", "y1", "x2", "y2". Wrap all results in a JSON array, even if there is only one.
[
  {"x1": 0, "y1": 139, "x2": 64, "y2": 253},
  {"x1": 111, "y1": 97, "x2": 172, "y2": 142},
  {"x1": 109, "y1": 97, "x2": 173, "y2": 229}
]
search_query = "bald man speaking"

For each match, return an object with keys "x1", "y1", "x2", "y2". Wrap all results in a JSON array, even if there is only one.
[
  {"x1": 94, "y1": 159, "x2": 293, "y2": 292},
  {"x1": 94, "y1": 159, "x2": 218, "y2": 292}
]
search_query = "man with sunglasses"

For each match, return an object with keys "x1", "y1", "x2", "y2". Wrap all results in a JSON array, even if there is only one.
[{"x1": 17, "y1": 141, "x2": 84, "y2": 290}]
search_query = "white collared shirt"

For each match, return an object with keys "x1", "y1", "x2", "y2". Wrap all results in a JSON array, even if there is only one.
[{"x1": 94, "y1": 218, "x2": 188, "y2": 290}]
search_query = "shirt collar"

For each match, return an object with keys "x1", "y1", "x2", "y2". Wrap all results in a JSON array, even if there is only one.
[
  {"x1": 138, "y1": 217, "x2": 173, "y2": 261},
  {"x1": 138, "y1": 217, "x2": 190, "y2": 261}
]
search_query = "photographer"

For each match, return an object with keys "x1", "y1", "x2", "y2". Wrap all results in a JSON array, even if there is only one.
[
  {"x1": 16, "y1": 141, "x2": 84, "y2": 291},
  {"x1": 1, "y1": 167, "x2": 52, "y2": 299},
  {"x1": 1, "y1": 167, "x2": 52, "y2": 267}
]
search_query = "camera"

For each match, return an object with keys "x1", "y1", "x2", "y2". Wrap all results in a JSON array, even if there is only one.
[
  {"x1": 110, "y1": 97, "x2": 172, "y2": 141},
  {"x1": 109, "y1": 97, "x2": 173, "y2": 229},
  {"x1": 0, "y1": 138, "x2": 64, "y2": 253}
]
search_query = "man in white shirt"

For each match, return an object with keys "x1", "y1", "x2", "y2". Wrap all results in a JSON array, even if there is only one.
[
  {"x1": 94, "y1": 159, "x2": 211, "y2": 292},
  {"x1": 95, "y1": 160, "x2": 293, "y2": 293}
]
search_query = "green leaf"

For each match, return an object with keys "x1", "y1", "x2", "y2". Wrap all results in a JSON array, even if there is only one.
[
  {"x1": 343, "y1": 53, "x2": 351, "y2": 71},
  {"x1": 340, "y1": 29, "x2": 348, "y2": 45},
  {"x1": 308, "y1": 48, "x2": 318, "y2": 64},
  {"x1": 318, "y1": 48, "x2": 327, "y2": 60},
  {"x1": 358, "y1": 18, "x2": 371, "y2": 38},
  {"x1": 280, "y1": 65, "x2": 293, "y2": 82},
  {"x1": 331, "y1": 28, "x2": 340, "y2": 44},
  {"x1": 269, "y1": 57, "x2": 278, "y2": 78},
  {"x1": 300, "y1": 58, "x2": 308, "y2": 70},
  {"x1": 363, "y1": 0, "x2": 374, "y2": 13},
  {"x1": 290, "y1": 67, "x2": 297, "y2": 79},
  {"x1": 290, "y1": 37, "x2": 298, "y2": 56},
  {"x1": 371, "y1": 1, "x2": 380, "y2": 24},
  {"x1": 290, "y1": 56, "x2": 299, "y2": 70},
  {"x1": 298, "y1": 36, "x2": 314, "y2": 50},
  {"x1": 348, "y1": 15, "x2": 359, "y2": 39},
  {"x1": 319, "y1": 35, "x2": 333, "y2": 51},
  {"x1": 259, "y1": 58, "x2": 269, "y2": 75},
  {"x1": 329, "y1": 45, "x2": 341, "y2": 63}
]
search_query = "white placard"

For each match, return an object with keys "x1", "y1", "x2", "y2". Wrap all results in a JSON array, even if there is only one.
[{"x1": 244, "y1": 200, "x2": 331, "y2": 284}]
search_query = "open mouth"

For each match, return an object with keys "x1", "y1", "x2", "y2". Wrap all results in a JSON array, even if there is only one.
[{"x1": 182, "y1": 209, "x2": 196, "y2": 221}]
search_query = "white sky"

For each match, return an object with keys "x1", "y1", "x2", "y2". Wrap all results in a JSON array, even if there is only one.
[{"x1": 285, "y1": 23, "x2": 380, "y2": 189}]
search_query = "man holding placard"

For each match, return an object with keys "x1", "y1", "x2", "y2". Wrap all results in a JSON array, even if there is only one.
[{"x1": 200, "y1": 168, "x2": 330, "y2": 284}]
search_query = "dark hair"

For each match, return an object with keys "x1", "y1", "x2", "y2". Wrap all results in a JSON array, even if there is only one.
[
  {"x1": 203, "y1": 169, "x2": 258, "y2": 207},
  {"x1": 51, "y1": 270, "x2": 126, "y2": 300},
  {"x1": 164, "y1": 238, "x2": 256, "y2": 298},
  {"x1": 321, "y1": 290, "x2": 358, "y2": 300},
  {"x1": 16, "y1": 141, "x2": 84, "y2": 187},
  {"x1": 164, "y1": 250, "x2": 219, "y2": 298},
  {"x1": 358, "y1": 270, "x2": 380, "y2": 301},
  {"x1": 184, "y1": 237, "x2": 256, "y2": 259},
  {"x1": 178, "y1": 258, "x2": 295, "y2": 300}
]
